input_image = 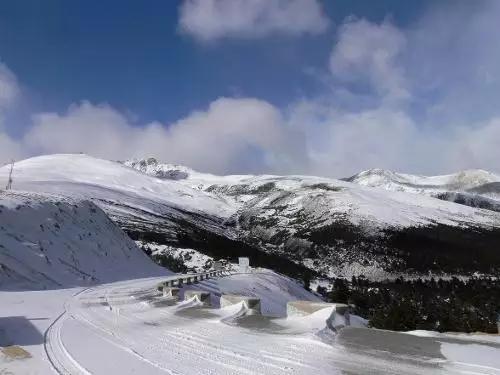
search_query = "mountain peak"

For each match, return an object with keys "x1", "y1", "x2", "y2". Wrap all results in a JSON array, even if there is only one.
[
  {"x1": 346, "y1": 168, "x2": 500, "y2": 192},
  {"x1": 123, "y1": 158, "x2": 195, "y2": 180}
]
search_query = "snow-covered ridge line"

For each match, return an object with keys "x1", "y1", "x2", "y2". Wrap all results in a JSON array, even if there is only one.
[
  {"x1": 3, "y1": 154, "x2": 500, "y2": 279},
  {"x1": 121, "y1": 155, "x2": 500, "y2": 228},
  {"x1": 345, "y1": 167, "x2": 500, "y2": 192},
  {"x1": 7, "y1": 153, "x2": 497, "y2": 232},
  {"x1": 123, "y1": 156, "x2": 500, "y2": 190}
]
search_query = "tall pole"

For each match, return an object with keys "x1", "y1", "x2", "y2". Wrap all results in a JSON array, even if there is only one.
[{"x1": 6, "y1": 160, "x2": 14, "y2": 190}]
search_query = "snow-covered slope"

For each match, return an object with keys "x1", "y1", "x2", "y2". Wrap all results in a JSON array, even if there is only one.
[
  {"x1": 3, "y1": 154, "x2": 500, "y2": 278},
  {"x1": 0, "y1": 190, "x2": 168, "y2": 290},
  {"x1": 0, "y1": 154, "x2": 236, "y2": 245},
  {"x1": 345, "y1": 168, "x2": 500, "y2": 193},
  {"x1": 123, "y1": 157, "x2": 500, "y2": 277},
  {"x1": 345, "y1": 168, "x2": 500, "y2": 214},
  {"x1": 123, "y1": 157, "x2": 500, "y2": 228}
]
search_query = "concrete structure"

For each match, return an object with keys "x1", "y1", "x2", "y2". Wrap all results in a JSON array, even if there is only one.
[
  {"x1": 220, "y1": 295, "x2": 261, "y2": 314},
  {"x1": 238, "y1": 257, "x2": 250, "y2": 273},
  {"x1": 287, "y1": 301, "x2": 350, "y2": 332},
  {"x1": 287, "y1": 301, "x2": 334, "y2": 317},
  {"x1": 184, "y1": 290, "x2": 211, "y2": 306},
  {"x1": 162, "y1": 287, "x2": 180, "y2": 298}
]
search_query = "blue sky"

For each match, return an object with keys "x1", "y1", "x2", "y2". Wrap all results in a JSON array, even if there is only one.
[
  {"x1": 0, "y1": 0, "x2": 432, "y2": 124},
  {"x1": 0, "y1": 0, "x2": 499, "y2": 176}
]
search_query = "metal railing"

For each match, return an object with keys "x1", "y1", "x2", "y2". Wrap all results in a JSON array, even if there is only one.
[{"x1": 157, "y1": 270, "x2": 226, "y2": 289}]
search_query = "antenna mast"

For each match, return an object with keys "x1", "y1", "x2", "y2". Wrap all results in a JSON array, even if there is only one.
[{"x1": 6, "y1": 160, "x2": 14, "y2": 190}]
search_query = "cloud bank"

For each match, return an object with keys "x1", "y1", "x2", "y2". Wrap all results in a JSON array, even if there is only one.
[
  {"x1": 1, "y1": 1, "x2": 500, "y2": 178},
  {"x1": 4, "y1": 98, "x2": 305, "y2": 175},
  {"x1": 178, "y1": 0, "x2": 329, "y2": 42}
]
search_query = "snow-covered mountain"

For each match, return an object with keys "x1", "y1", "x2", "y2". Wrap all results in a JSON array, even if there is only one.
[
  {"x1": 2, "y1": 154, "x2": 500, "y2": 279},
  {"x1": 123, "y1": 157, "x2": 500, "y2": 277},
  {"x1": 345, "y1": 168, "x2": 500, "y2": 192},
  {"x1": 0, "y1": 190, "x2": 167, "y2": 290},
  {"x1": 345, "y1": 168, "x2": 500, "y2": 213},
  {"x1": 125, "y1": 158, "x2": 196, "y2": 181}
]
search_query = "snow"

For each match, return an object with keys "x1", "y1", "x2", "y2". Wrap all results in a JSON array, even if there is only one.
[
  {"x1": 3, "y1": 277, "x2": 499, "y2": 374},
  {"x1": 138, "y1": 241, "x2": 215, "y2": 273},
  {"x1": 440, "y1": 342, "x2": 500, "y2": 372},
  {"x1": 347, "y1": 168, "x2": 500, "y2": 192},
  {"x1": 124, "y1": 155, "x2": 500, "y2": 228},
  {"x1": 4, "y1": 154, "x2": 500, "y2": 281},
  {"x1": 197, "y1": 268, "x2": 322, "y2": 316},
  {"x1": 2, "y1": 154, "x2": 500, "y2": 240},
  {"x1": 0, "y1": 190, "x2": 168, "y2": 290},
  {"x1": 0, "y1": 153, "x2": 235, "y2": 219}
]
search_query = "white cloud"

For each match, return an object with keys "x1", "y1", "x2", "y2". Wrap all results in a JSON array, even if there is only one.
[
  {"x1": 20, "y1": 98, "x2": 305, "y2": 175},
  {"x1": 0, "y1": 132, "x2": 23, "y2": 166},
  {"x1": 329, "y1": 18, "x2": 409, "y2": 102},
  {"x1": 24, "y1": 102, "x2": 140, "y2": 160},
  {"x1": 0, "y1": 62, "x2": 19, "y2": 109},
  {"x1": 162, "y1": 97, "x2": 306, "y2": 173},
  {"x1": 447, "y1": 118, "x2": 500, "y2": 172},
  {"x1": 288, "y1": 101, "x2": 423, "y2": 176},
  {"x1": 178, "y1": 0, "x2": 329, "y2": 42},
  {"x1": 0, "y1": 63, "x2": 22, "y2": 166},
  {"x1": 2, "y1": 1, "x2": 500, "y2": 177}
]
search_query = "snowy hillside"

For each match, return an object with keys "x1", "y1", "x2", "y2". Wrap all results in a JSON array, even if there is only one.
[
  {"x1": 345, "y1": 168, "x2": 500, "y2": 215},
  {"x1": 345, "y1": 168, "x2": 500, "y2": 192},
  {"x1": 3, "y1": 154, "x2": 500, "y2": 278},
  {"x1": 0, "y1": 154, "x2": 236, "y2": 246},
  {"x1": 0, "y1": 190, "x2": 167, "y2": 290},
  {"x1": 122, "y1": 157, "x2": 500, "y2": 228},
  {"x1": 123, "y1": 159, "x2": 500, "y2": 278}
]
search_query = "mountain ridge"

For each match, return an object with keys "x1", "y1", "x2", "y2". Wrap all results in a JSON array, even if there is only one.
[{"x1": 2, "y1": 154, "x2": 500, "y2": 280}]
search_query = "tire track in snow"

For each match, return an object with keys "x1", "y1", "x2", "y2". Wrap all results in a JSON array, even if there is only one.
[
  {"x1": 79, "y1": 286, "x2": 297, "y2": 374},
  {"x1": 86, "y1": 284, "x2": 405, "y2": 375},
  {"x1": 67, "y1": 312, "x2": 179, "y2": 375},
  {"x1": 77, "y1": 300, "x2": 269, "y2": 375},
  {"x1": 44, "y1": 288, "x2": 93, "y2": 375},
  {"x1": 69, "y1": 287, "x2": 180, "y2": 375}
]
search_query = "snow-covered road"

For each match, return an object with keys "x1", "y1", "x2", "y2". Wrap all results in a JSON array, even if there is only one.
[{"x1": 2, "y1": 277, "x2": 500, "y2": 375}]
